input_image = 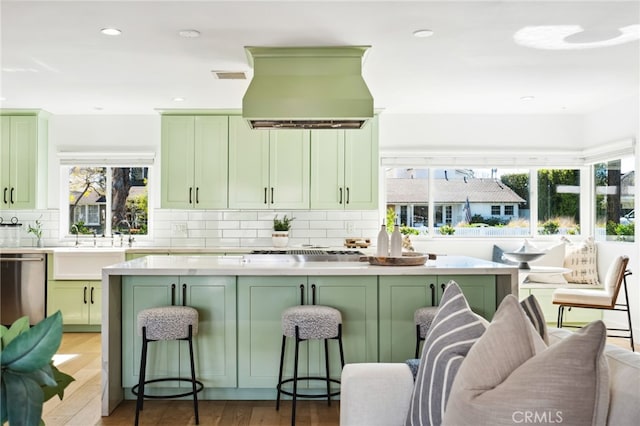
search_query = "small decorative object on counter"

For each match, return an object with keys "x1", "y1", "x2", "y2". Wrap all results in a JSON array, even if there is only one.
[
  {"x1": 273, "y1": 215, "x2": 294, "y2": 247},
  {"x1": 344, "y1": 238, "x2": 371, "y2": 248},
  {"x1": 376, "y1": 224, "x2": 389, "y2": 256},
  {"x1": 27, "y1": 215, "x2": 44, "y2": 247},
  {"x1": 390, "y1": 223, "x2": 402, "y2": 257},
  {"x1": 0, "y1": 216, "x2": 22, "y2": 248}
]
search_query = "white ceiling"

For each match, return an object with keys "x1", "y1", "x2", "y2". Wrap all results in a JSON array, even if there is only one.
[{"x1": 1, "y1": 0, "x2": 639, "y2": 115}]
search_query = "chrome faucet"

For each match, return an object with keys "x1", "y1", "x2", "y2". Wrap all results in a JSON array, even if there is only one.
[
  {"x1": 117, "y1": 219, "x2": 134, "y2": 247},
  {"x1": 71, "y1": 224, "x2": 79, "y2": 246}
]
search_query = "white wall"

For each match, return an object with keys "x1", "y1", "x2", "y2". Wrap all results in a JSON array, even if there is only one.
[
  {"x1": 378, "y1": 113, "x2": 585, "y2": 151},
  {"x1": 583, "y1": 95, "x2": 639, "y2": 148}
]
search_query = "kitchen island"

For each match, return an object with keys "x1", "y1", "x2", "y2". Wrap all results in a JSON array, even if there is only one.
[{"x1": 101, "y1": 255, "x2": 517, "y2": 415}]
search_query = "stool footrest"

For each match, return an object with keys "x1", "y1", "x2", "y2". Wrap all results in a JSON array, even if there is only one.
[
  {"x1": 276, "y1": 376, "x2": 341, "y2": 399},
  {"x1": 132, "y1": 378, "x2": 204, "y2": 399}
]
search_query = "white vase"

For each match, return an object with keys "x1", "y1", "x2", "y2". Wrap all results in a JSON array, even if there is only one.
[{"x1": 272, "y1": 231, "x2": 289, "y2": 248}]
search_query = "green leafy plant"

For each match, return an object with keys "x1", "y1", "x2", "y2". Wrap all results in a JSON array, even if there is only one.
[
  {"x1": 273, "y1": 215, "x2": 294, "y2": 231},
  {"x1": 400, "y1": 226, "x2": 420, "y2": 235},
  {"x1": 1, "y1": 311, "x2": 75, "y2": 426},
  {"x1": 27, "y1": 216, "x2": 43, "y2": 239},
  {"x1": 540, "y1": 219, "x2": 560, "y2": 235},
  {"x1": 70, "y1": 221, "x2": 92, "y2": 235},
  {"x1": 439, "y1": 224, "x2": 456, "y2": 235},
  {"x1": 386, "y1": 207, "x2": 397, "y2": 232}
]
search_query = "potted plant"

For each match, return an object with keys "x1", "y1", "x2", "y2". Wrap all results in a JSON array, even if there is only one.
[
  {"x1": 272, "y1": 215, "x2": 294, "y2": 247},
  {"x1": 1, "y1": 311, "x2": 75, "y2": 426},
  {"x1": 27, "y1": 215, "x2": 44, "y2": 247}
]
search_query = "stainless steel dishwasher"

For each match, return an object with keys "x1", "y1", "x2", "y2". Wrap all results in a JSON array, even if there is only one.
[{"x1": 0, "y1": 253, "x2": 47, "y2": 325}]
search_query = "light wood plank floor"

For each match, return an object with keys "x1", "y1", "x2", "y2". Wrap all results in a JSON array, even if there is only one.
[{"x1": 44, "y1": 332, "x2": 637, "y2": 425}]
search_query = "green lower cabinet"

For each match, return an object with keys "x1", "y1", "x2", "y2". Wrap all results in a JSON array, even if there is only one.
[
  {"x1": 379, "y1": 275, "x2": 496, "y2": 363},
  {"x1": 521, "y1": 288, "x2": 602, "y2": 326},
  {"x1": 237, "y1": 275, "x2": 378, "y2": 389},
  {"x1": 48, "y1": 280, "x2": 101, "y2": 328},
  {"x1": 121, "y1": 275, "x2": 236, "y2": 390}
]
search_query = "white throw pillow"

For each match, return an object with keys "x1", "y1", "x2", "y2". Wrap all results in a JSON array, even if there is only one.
[
  {"x1": 562, "y1": 236, "x2": 600, "y2": 285},
  {"x1": 526, "y1": 240, "x2": 567, "y2": 284}
]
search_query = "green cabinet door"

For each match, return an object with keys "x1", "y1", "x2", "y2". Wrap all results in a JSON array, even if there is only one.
[
  {"x1": 228, "y1": 116, "x2": 270, "y2": 209},
  {"x1": 343, "y1": 117, "x2": 378, "y2": 210},
  {"x1": 309, "y1": 276, "x2": 378, "y2": 378},
  {"x1": 437, "y1": 275, "x2": 496, "y2": 321},
  {"x1": 379, "y1": 275, "x2": 437, "y2": 362},
  {"x1": 310, "y1": 116, "x2": 378, "y2": 210},
  {"x1": 0, "y1": 115, "x2": 43, "y2": 210},
  {"x1": 48, "y1": 280, "x2": 101, "y2": 326},
  {"x1": 122, "y1": 275, "x2": 237, "y2": 389},
  {"x1": 237, "y1": 276, "x2": 307, "y2": 388},
  {"x1": 161, "y1": 115, "x2": 228, "y2": 209},
  {"x1": 269, "y1": 130, "x2": 310, "y2": 209},
  {"x1": 310, "y1": 130, "x2": 345, "y2": 209}
]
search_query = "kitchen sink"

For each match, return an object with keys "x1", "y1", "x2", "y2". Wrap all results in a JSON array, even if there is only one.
[{"x1": 53, "y1": 248, "x2": 126, "y2": 280}]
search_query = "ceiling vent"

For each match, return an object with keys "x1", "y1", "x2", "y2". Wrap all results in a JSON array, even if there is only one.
[
  {"x1": 242, "y1": 46, "x2": 373, "y2": 130},
  {"x1": 212, "y1": 70, "x2": 247, "y2": 80}
]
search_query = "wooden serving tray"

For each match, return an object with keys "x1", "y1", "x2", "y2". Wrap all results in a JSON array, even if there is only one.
[
  {"x1": 344, "y1": 238, "x2": 371, "y2": 248},
  {"x1": 361, "y1": 252, "x2": 434, "y2": 266}
]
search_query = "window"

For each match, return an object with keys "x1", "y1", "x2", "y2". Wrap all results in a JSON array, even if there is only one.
[
  {"x1": 594, "y1": 157, "x2": 635, "y2": 242},
  {"x1": 491, "y1": 205, "x2": 501, "y2": 216},
  {"x1": 504, "y1": 205, "x2": 514, "y2": 216},
  {"x1": 66, "y1": 166, "x2": 149, "y2": 237},
  {"x1": 538, "y1": 168, "x2": 580, "y2": 235}
]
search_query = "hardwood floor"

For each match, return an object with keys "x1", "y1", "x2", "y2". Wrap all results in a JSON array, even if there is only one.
[
  {"x1": 43, "y1": 333, "x2": 340, "y2": 426},
  {"x1": 44, "y1": 332, "x2": 637, "y2": 425}
]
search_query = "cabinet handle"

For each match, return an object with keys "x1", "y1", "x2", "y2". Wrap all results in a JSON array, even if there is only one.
[
  {"x1": 300, "y1": 284, "x2": 305, "y2": 305},
  {"x1": 90, "y1": 287, "x2": 95, "y2": 304},
  {"x1": 346, "y1": 187, "x2": 350, "y2": 204},
  {"x1": 339, "y1": 187, "x2": 343, "y2": 204},
  {"x1": 430, "y1": 283, "x2": 435, "y2": 305},
  {"x1": 10, "y1": 188, "x2": 14, "y2": 204},
  {"x1": 195, "y1": 187, "x2": 199, "y2": 204},
  {"x1": 182, "y1": 283, "x2": 187, "y2": 306},
  {"x1": 311, "y1": 284, "x2": 316, "y2": 305},
  {"x1": 264, "y1": 187, "x2": 268, "y2": 204},
  {"x1": 3, "y1": 188, "x2": 7, "y2": 204},
  {"x1": 441, "y1": 283, "x2": 446, "y2": 293},
  {"x1": 171, "y1": 283, "x2": 176, "y2": 306},
  {"x1": 270, "y1": 187, "x2": 274, "y2": 204},
  {"x1": 189, "y1": 187, "x2": 193, "y2": 204},
  {"x1": 83, "y1": 286, "x2": 88, "y2": 304}
]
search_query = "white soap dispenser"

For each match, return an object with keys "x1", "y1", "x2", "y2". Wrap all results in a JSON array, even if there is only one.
[
  {"x1": 376, "y1": 224, "x2": 389, "y2": 257},
  {"x1": 390, "y1": 223, "x2": 402, "y2": 257}
]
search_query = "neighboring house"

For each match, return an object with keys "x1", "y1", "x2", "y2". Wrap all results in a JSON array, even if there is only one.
[
  {"x1": 387, "y1": 178, "x2": 526, "y2": 226},
  {"x1": 69, "y1": 190, "x2": 106, "y2": 230}
]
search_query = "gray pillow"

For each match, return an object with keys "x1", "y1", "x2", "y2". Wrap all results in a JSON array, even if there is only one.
[
  {"x1": 492, "y1": 245, "x2": 517, "y2": 265},
  {"x1": 405, "y1": 281, "x2": 487, "y2": 426},
  {"x1": 443, "y1": 295, "x2": 609, "y2": 426},
  {"x1": 520, "y1": 294, "x2": 548, "y2": 344}
]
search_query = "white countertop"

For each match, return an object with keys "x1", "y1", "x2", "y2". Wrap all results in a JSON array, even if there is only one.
[{"x1": 102, "y1": 254, "x2": 516, "y2": 277}]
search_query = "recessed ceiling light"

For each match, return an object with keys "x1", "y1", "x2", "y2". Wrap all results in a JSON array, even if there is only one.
[
  {"x1": 94, "y1": 106, "x2": 104, "y2": 111},
  {"x1": 100, "y1": 28, "x2": 122, "y2": 36},
  {"x1": 179, "y1": 29, "x2": 201, "y2": 38},
  {"x1": 172, "y1": 97, "x2": 185, "y2": 102},
  {"x1": 520, "y1": 96, "x2": 535, "y2": 101},
  {"x1": 413, "y1": 29, "x2": 434, "y2": 38}
]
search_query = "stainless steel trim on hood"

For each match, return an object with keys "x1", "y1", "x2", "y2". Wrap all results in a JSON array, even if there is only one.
[{"x1": 242, "y1": 46, "x2": 374, "y2": 130}]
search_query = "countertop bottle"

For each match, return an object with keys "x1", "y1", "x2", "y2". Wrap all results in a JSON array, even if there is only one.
[
  {"x1": 376, "y1": 224, "x2": 389, "y2": 257},
  {"x1": 390, "y1": 224, "x2": 402, "y2": 257}
]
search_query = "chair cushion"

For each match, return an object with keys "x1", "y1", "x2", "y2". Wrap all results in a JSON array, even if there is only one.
[
  {"x1": 137, "y1": 306, "x2": 199, "y2": 340},
  {"x1": 414, "y1": 306, "x2": 439, "y2": 339},
  {"x1": 552, "y1": 287, "x2": 612, "y2": 306},
  {"x1": 443, "y1": 296, "x2": 609, "y2": 426},
  {"x1": 281, "y1": 305, "x2": 342, "y2": 339},
  {"x1": 405, "y1": 281, "x2": 487, "y2": 426}
]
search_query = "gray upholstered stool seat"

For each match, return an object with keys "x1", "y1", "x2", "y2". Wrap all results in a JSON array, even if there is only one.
[
  {"x1": 414, "y1": 306, "x2": 439, "y2": 357},
  {"x1": 137, "y1": 306, "x2": 199, "y2": 340},
  {"x1": 281, "y1": 305, "x2": 342, "y2": 339},
  {"x1": 134, "y1": 305, "x2": 202, "y2": 426},
  {"x1": 277, "y1": 304, "x2": 345, "y2": 426}
]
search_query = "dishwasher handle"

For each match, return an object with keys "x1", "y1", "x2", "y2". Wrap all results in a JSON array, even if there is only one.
[{"x1": 0, "y1": 257, "x2": 45, "y2": 262}]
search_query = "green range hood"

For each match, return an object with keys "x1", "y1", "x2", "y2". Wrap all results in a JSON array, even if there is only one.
[{"x1": 242, "y1": 46, "x2": 373, "y2": 130}]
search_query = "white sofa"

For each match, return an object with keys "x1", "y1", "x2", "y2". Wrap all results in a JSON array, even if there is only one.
[{"x1": 340, "y1": 327, "x2": 640, "y2": 426}]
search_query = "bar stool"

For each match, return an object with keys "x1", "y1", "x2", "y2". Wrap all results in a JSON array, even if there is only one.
[
  {"x1": 414, "y1": 306, "x2": 439, "y2": 357},
  {"x1": 276, "y1": 305, "x2": 345, "y2": 426},
  {"x1": 133, "y1": 306, "x2": 204, "y2": 426}
]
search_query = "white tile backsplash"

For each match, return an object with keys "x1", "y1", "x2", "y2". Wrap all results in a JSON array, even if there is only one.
[{"x1": 1, "y1": 208, "x2": 379, "y2": 248}]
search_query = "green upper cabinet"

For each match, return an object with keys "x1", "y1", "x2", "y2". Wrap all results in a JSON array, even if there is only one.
[
  {"x1": 228, "y1": 116, "x2": 310, "y2": 209},
  {"x1": 310, "y1": 116, "x2": 378, "y2": 210},
  {"x1": 0, "y1": 113, "x2": 48, "y2": 210},
  {"x1": 161, "y1": 115, "x2": 228, "y2": 209}
]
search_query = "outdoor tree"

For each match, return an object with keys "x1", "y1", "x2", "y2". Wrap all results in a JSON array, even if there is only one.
[
  {"x1": 500, "y1": 173, "x2": 529, "y2": 209},
  {"x1": 112, "y1": 167, "x2": 132, "y2": 228},
  {"x1": 537, "y1": 169, "x2": 580, "y2": 221}
]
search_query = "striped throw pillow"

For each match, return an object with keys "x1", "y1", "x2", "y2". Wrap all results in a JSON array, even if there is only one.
[
  {"x1": 405, "y1": 281, "x2": 487, "y2": 426},
  {"x1": 520, "y1": 294, "x2": 548, "y2": 344}
]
